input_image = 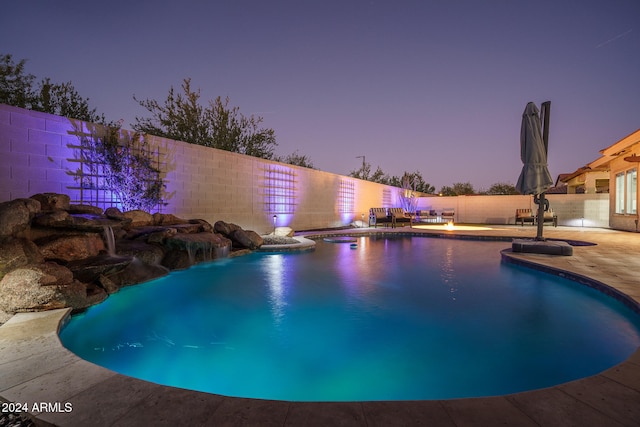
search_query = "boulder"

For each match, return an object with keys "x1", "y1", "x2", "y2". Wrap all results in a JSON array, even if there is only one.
[
  {"x1": 102, "y1": 258, "x2": 169, "y2": 292},
  {"x1": 30, "y1": 193, "x2": 70, "y2": 211},
  {"x1": 105, "y1": 207, "x2": 127, "y2": 220},
  {"x1": 69, "y1": 204, "x2": 104, "y2": 215},
  {"x1": 172, "y1": 223, "x2": 205, "y2": 234},
  {"x1": 69, "y1": 214, "x2": 129, "y2": 231},
  {"x1": 115, "y1": 240, "x2": 166, "y2": 265},
  {"x1": 36, "y1": 233, "x2": 105, "y2": 262},
  {"x1": 146, "y1": 228, "x2": 177, "y2": 244},
  {"x1": 188, "y1": 218, "x2": 214, "y2": 233},
  {"x1": 0, "y1": 262, "x2": 98, "y2": 313},
  {"x1": 123, "y1": 210, "x2": 154, "y2": 227},
  {"x1": 0, "y1": 238, "x2": 44, "y2": 280},
  {"x1": 153, "y1": 213, "x2": 186, "y2": 226},
  {"x1": 162, "y1": 232, "x2": 232, "y2": 269},
  {"x1": 275, "y1": 226, "x2": 295, "y2": 237},
  {"x1": 32, "y1": 210, "x2": 74, "y2": 228},
  {"x1": 230, "y1": 229, "x2": 264, "y2": 250},
  {"x1": 66, "y1": 254, "x2": 132, "y2": 284},
  {"x1": 0, "y1": 198, "x2": 41, "y2": 237},
  {"x1": 214, "y1": 220, "x2": 241, "y2": 236},
  {"x1": 160, "y1": 250, "x2": 192, "y2": 271}
]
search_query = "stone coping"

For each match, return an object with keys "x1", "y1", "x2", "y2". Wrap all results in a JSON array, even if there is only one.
[
  {"x1": 1, "y1": 226, "x2": 639, "y2": 426},
  {"x1": 256, "y1": 236, "x2": 316, "y2": 252}
]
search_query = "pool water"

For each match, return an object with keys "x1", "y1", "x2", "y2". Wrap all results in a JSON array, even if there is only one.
[{"x1": 60, "y1": 236, "x2": 640, "y2": 401}]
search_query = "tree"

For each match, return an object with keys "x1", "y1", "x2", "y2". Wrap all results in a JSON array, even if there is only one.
[
  {"x1": 76, "y1": 125, "x2": 165, "y2": 211},
  {"x1": 389, "y1": 171, "x2": 435, "y2": 194},
  {"x1": 440, "y1": 182, "x2": 475, "y2": 196},
  {"x1": 349, "y1": 161, "x2": 373, "y2": 180},
  {"x1": 134, "y1": 78, "x2": 277, "y2": 159},
  {"x1": 485, "y1": 182, "x2": 518, "y2": 195},
  {"x1": 349, "y1": 162, "x2": 391, "y2": 184},
  {"x1": 0, "y1": 53, "x2": 107, "y2": 123},
  {"x1": 35, "y1": 78, "x2": 105, "y2": 123},
  {"x1": 0, "y1": 54, "x2": 37, "y2": 108},
  {"x1": 370, "y1": 166, "x2": 389, "y2": 184},
  {"x1": 275, "y1": 150, "x2": 315, "y2": 168}
]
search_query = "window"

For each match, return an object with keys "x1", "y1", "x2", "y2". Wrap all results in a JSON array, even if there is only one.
[
  {"x1": 627, "y1": 169, "x2": 637, "y2": 215},
  {"x1": 615, "y1": 172, "x2": 625, "y2": 214}
]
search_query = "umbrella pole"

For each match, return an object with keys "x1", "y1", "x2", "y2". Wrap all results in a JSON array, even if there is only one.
[
  {"x1": 536, "y1": 193, "x2": 545, "y2": 240},
  {"x1": 536, "y1": 101, "x2": 551, "y2": 241}
]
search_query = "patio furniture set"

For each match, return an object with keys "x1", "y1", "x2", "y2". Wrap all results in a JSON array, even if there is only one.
[
  {"x1": 515, "y1": 208, "x2": 558, "y2": 227},
  {"x1": 368, "y1": 208, "x2": 455, "y2": 228}
]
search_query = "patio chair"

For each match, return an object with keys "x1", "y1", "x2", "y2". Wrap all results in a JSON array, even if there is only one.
[
  {"x1": 516, "y1": 209, "x2": 535, "y2": 226},
  {"x1": 539, "y1": 209, "x2": 558, "y2": 227},
  {"x1": 389, "y1": 208, "x2": 412, "y2": 228},
  {"x1": 369, "y1": 208, "x2": 394, "y2": 228}
]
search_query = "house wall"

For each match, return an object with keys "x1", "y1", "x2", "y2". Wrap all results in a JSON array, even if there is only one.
[
  {"x1": 565, "y1": 171, "x2": 609, "y2": 194},
  {"x1": 0, "y1": 104, "x2": 610, "y2": 231},
  {"x1": 608, "y1": 146, "x2": 640, "y2": 232}
]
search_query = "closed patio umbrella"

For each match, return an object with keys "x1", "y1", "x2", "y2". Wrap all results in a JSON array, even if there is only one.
[{"x1": 516, "y1": 101, "x2": 553, "y2": 240}]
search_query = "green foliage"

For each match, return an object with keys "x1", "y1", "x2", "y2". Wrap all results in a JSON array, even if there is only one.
[
  {"x1": 349, "y1": 162, "x2": 390, "y2": 184},
  {"x1": 349, "y1": 161, "x2": 373, "y2": 180},
  {"x1": 77, "y1": 125, "x2": 165, "y2": 211},
  {"x1": 483, "y1": 182, "x2": 519, "y2": 195},
  {"x1": 34, "y1": 78, "x2": 105, "y2": 123},
  {"x1": 439, "y1": 182, "x2": 475, "y2": 196},
  {"x1": 389, "y1": 171, "x2": 435, "y2": 194},
  {"x1": 0, "y1": 54, "x2": 36, "y2": 108},
  {"x1": 0, "y1": 53, "x2": 106, "y2": 123},
  {"x1": 349, "y1": 163, "x2": 435, "y2": 194},
  {"x1": 134, "y1": 78, "x2": 277, "y2": 159},
  {"x1": 275, "y1": 150, "x2": 315, "y2": 168}
]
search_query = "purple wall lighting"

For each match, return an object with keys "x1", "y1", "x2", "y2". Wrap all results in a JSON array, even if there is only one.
[
  {"x1": 66, "y1": 141, "x2": 125, "y2": 211},
  {"x1": 382, "y1": 188, "x2": 393, "y2": 207},
  {"x1": 337, "y1": 179, "x2": 355, "y2": 223},
  {"x1": 263, "y1": 165, "x2": 297, "y2": 226}
]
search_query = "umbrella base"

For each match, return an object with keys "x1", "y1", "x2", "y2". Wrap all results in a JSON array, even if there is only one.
[{"x1": 512, "y1": 239, "x2": 573, "y2": 256}]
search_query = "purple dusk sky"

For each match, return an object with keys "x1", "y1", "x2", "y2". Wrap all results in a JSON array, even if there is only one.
[{"x1": 2, "y1": 0, "x2": 639, "y2": 191}]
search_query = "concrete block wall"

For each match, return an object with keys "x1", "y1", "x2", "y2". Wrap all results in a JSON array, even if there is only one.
[
  {"x1": 416, "y1": 193, "x2": 609, "y2": 227},
  {"x1": 0, "y1": 104, "x2": 404, "y2": 232},
  {"x1": 0, "y1": 104, "x2": 84, "y2": 202},
  {"x1": 0, "y1": 104, "x2": 610, "y2": 231}
]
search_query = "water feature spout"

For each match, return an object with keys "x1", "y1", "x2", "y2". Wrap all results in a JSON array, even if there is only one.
[
  {"x1": 103, "y1": 226, "x2": 116, "y2": 257},
  {"x1": 215, "y1": 245, "x2": 230, "y2": 258}
]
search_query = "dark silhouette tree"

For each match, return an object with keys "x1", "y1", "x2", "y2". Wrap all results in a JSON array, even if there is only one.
[
  {"x1": 0, "y1": 53, "x2": 105, "y2": 123},
  {"x1": 134, "y1": 78, "x2": 277, "y2": 159}
]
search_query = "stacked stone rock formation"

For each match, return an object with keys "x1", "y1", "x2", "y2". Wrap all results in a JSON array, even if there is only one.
[{"x1": 0, "y1": 193, "x2": 264, "y2": 323}]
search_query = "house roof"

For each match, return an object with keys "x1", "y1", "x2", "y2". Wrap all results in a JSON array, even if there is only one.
[
  {"x1": 556, "y1": 166, "x2": 608, "y2": 185},
  {"x1": 589, "y1": 128, "x2": 640, "y2": 169}
]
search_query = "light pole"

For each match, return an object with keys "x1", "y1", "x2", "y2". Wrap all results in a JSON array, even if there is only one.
[{"x1": 355, "y1": 155, "x2": 365, "y2": 178}]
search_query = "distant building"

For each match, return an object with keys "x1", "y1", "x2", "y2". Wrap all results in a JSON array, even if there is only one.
[{"x1": 556, "y1": 167, "x2": 609, "y2": 194}]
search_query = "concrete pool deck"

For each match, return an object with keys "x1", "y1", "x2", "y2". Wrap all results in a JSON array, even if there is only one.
[{"x1": 1, "y1": 225, "x2": 639, "y2": 426}]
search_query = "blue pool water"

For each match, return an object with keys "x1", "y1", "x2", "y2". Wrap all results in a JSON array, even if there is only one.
[{"x1": 60, "y1": 236, "x2": 640, "y2": 401}]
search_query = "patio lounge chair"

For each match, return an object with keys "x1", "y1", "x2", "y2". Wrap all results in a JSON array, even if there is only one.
[
  {"x1": 369, "y1": 208, "x2": 394, "y2": 228},
  {"x1": 389, "y1": 208, "x2": 412, "y2": 228},
  {"x1": 540, "y1": 209, "x2": 558, "y2": 227},
  {"x1": 516, "y1": 209, "x2": 535, "y2": 226}
]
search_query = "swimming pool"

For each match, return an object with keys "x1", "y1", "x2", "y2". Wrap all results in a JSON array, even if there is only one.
[{"x1": 60, "y1": 235, "x2": 640, "y2": 401}]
